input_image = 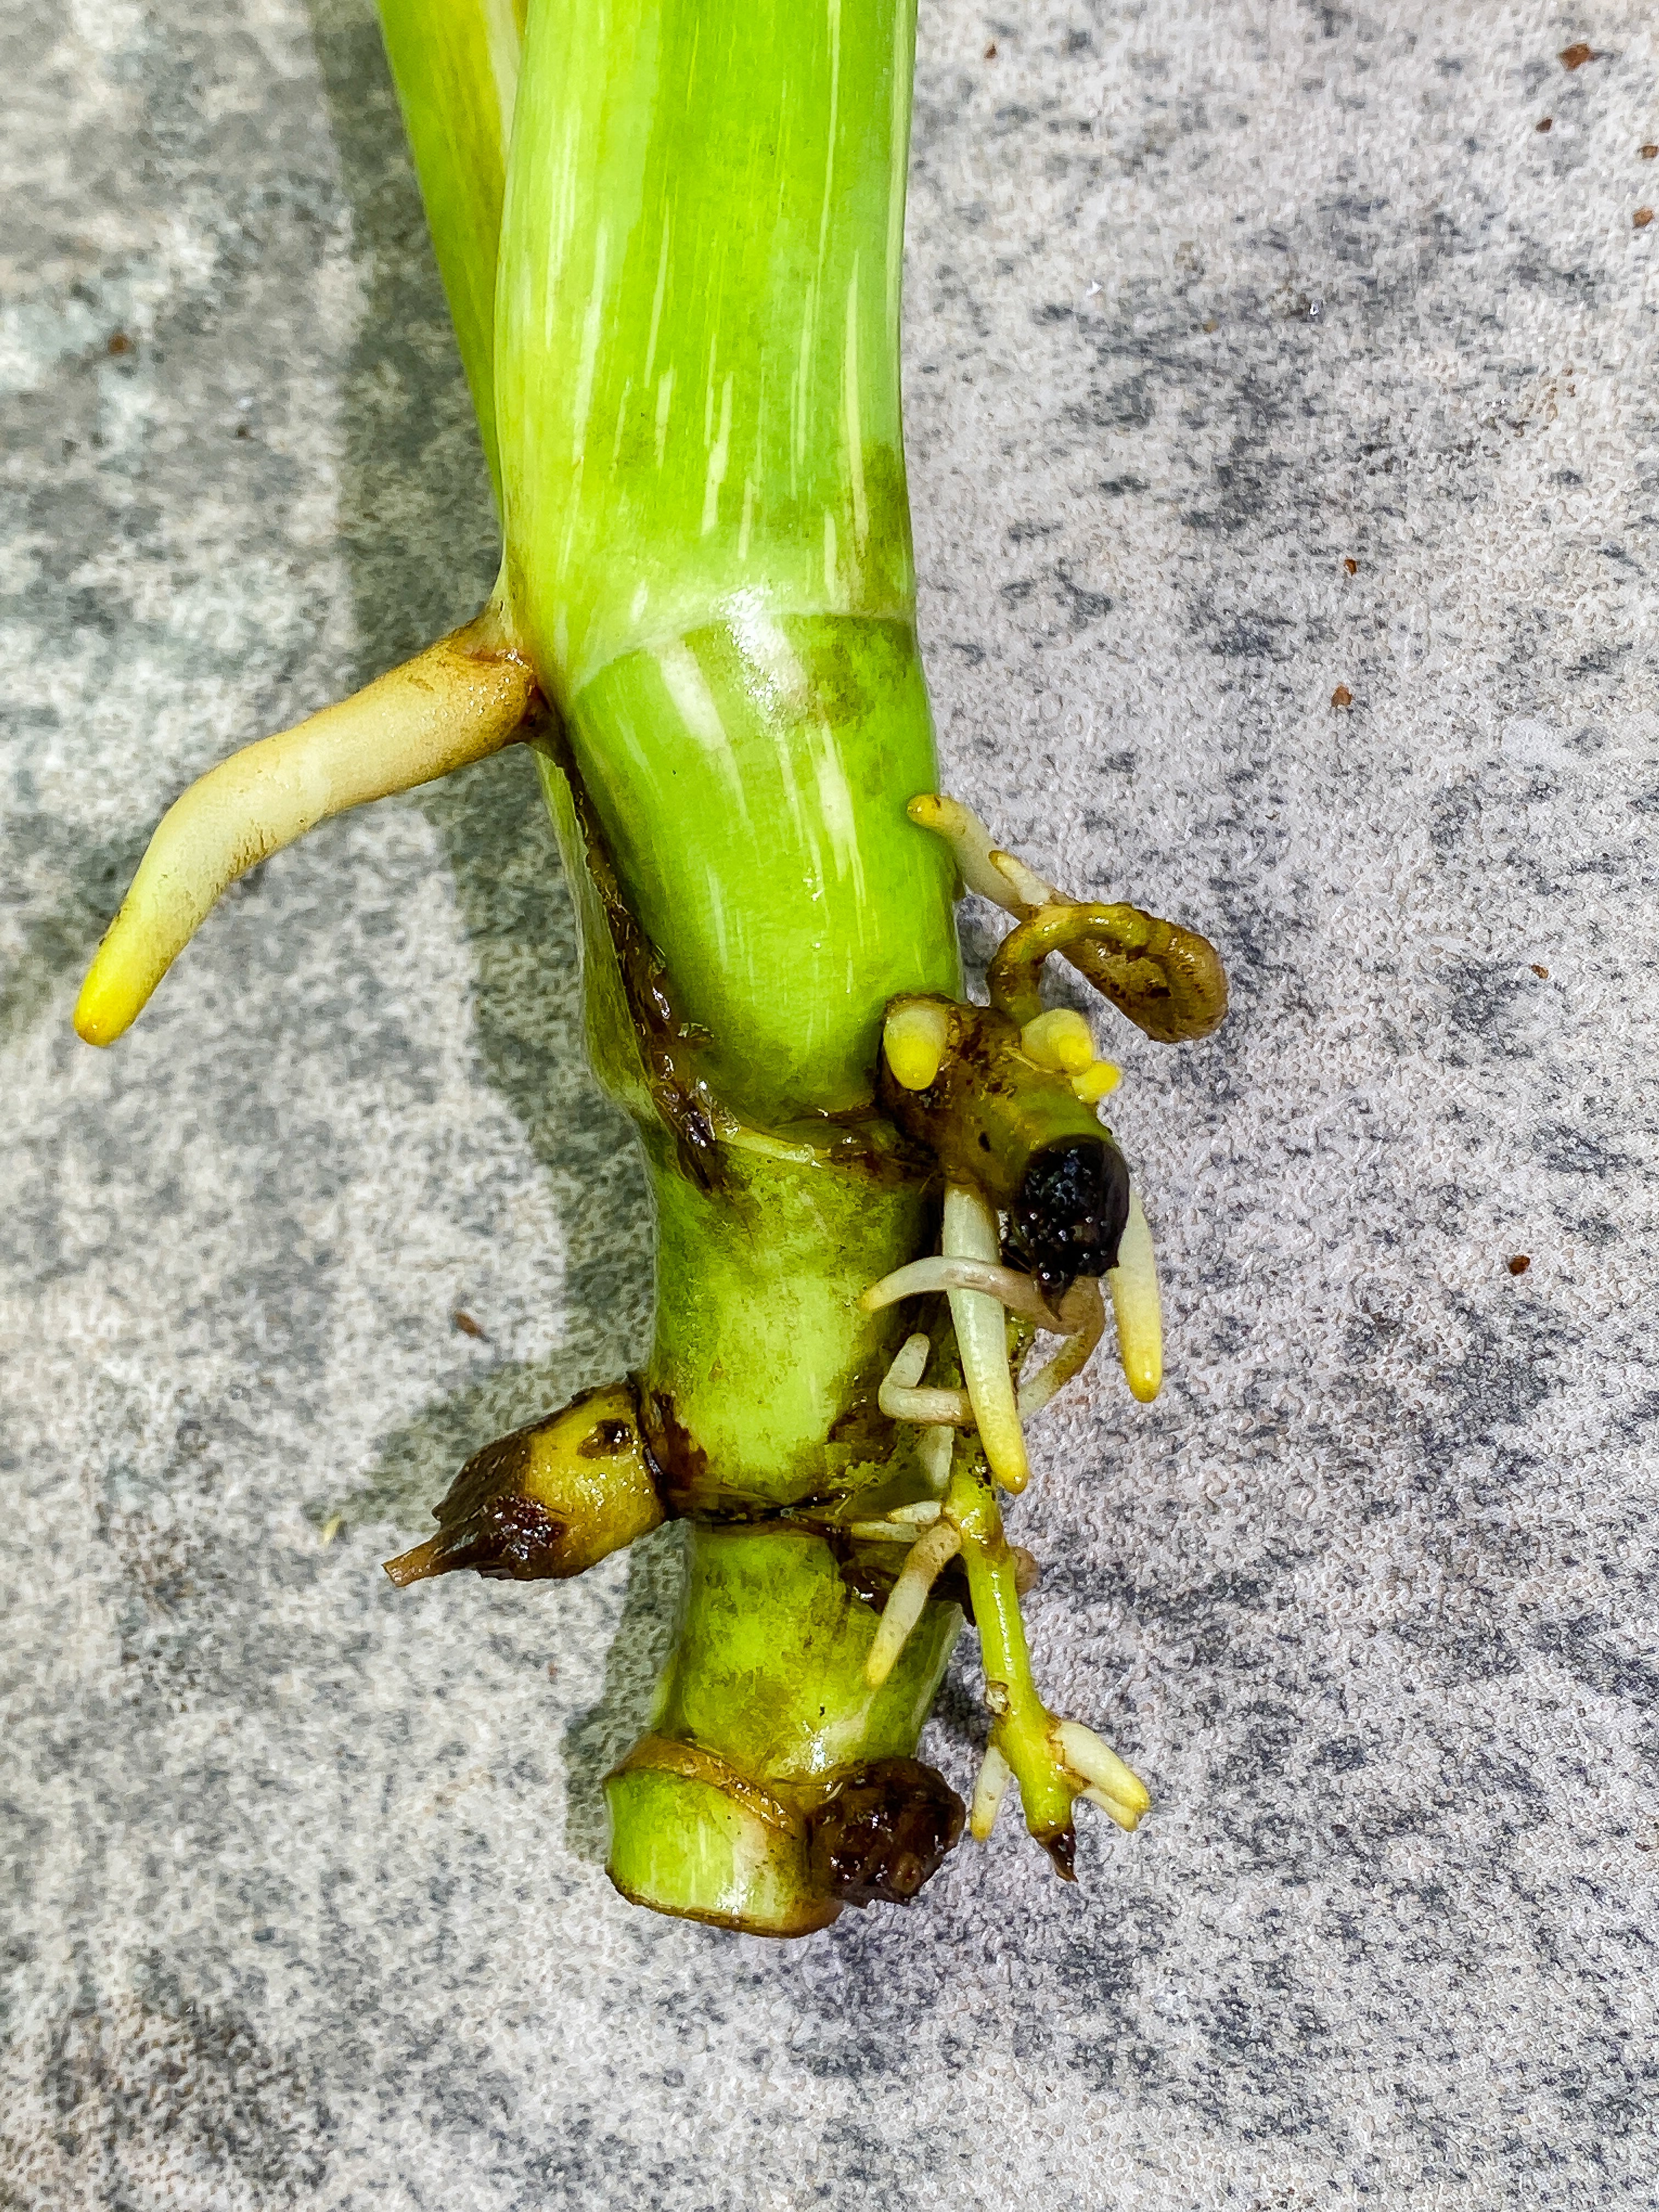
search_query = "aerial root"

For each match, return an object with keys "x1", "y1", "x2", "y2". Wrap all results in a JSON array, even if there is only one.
[
  {"x1": 942, "y1": 1184, "x2": 1030, "y2": 1493},
  {"x1": 862, "y1": 1255, "x2": 1058, "y2": 1326},
  {"x1": 906, "y1": 792, "x2": 1033, "y2": 910},
  {"x1": 864, "y1": 1519, "x2": 964, "y2": 1688},
  {"x1": 908, "y1": 790, "x2": 1227, "y2": 1042},
  {"x1": 969, "y1": 1743, "x2": 1012, "y2": 1839},
  {"x1": 75, "y1": 596, "x2": 539, "y2": 1046},
  {"x1": 1017, "y1": 1277, "x2": 1107, "y2": 1418},
  {"x1": 1110, "y1": 1188, "x2": 1163, "y2": 1403},
  {"x1": 877, "y1": 1280, "x2": 1108, "y2": 1434},
  {"x1": 917, "y1": 1423, "x2": 955, "y2": 1493}
]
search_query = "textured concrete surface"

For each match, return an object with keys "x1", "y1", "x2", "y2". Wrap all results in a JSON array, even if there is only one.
[{"x1": 3, "y1": 1, "x2": 1658, "y2": 2204}]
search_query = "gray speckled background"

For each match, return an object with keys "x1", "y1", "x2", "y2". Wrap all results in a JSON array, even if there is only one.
[{"x1": 4, "y1": 0, "x2": 1658, "y2": 2204}]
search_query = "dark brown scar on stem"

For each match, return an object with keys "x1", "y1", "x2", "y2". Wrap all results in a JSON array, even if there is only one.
[
  {"x1": 806, "y1": 1757, "x2": 966, "y2": 1906},
  {"x1": 539, "y1": 721, "x2": 726, "y2": 1187}
]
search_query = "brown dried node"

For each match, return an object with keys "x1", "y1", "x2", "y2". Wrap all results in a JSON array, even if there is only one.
[
  {"x1": 383, "y1": 1380, "x2": 666, "y2": 1584},
  {"x1": 806, "y1": 1758, "x2": 966, "y2": 1906}
]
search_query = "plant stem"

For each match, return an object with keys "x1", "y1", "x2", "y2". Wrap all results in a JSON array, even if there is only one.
[
  {"x1": 377, "y1": 0, "x2": 524, "y2": 504},
  {"x1": 491, "y1": 0, "x2": 970, "y2": 1926}
]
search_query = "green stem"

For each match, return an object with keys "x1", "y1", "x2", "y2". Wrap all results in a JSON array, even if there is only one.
[{"x1": 493, "y1": 0, "x2": 963, "y2": 1926}]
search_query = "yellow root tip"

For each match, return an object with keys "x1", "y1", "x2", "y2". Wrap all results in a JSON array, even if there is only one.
[
  {"x1": 1019, "y1": 1007, "x2": 1095, "y2": 1074},
  {"x1": 883, "y1": 998, "x2": 952, "y2": 1091},
  {"x1": 74, "y1": 954, "x2": 145, "y2": 1047},
  {"x1": 1070, "y1": 1059, "x2": 1121, "y2": 1103}
]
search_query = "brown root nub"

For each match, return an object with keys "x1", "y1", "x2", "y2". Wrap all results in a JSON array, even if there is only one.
[
  {"x1": 383, "y1": 1494, "x2": 566, "y2": 1585},
  {"x1": 806, "y1": 1758, "x2": 966, "y2": 1908},
  {"x1": 383, "y1": 1380, "x2": 667, "y2": 1587},
  {"x1": 1039, "y1": 1823, "x2": 1079, "y2": 1882}
]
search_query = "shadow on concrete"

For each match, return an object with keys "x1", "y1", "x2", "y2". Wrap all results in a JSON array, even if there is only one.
[{"x1": 303, "y1": 0, "x2": 669, "y2": 1860}]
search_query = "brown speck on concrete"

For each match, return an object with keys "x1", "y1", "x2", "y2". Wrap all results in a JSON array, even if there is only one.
[
  {"x1": 1559, "y1": 42, "x2": 1595, "y2": 70},
  {"x1": 1331, "y1": 684, "x2": 1353, "y2": 708},
  {"x1": 1643, "y1": 144, "x2": 1658, "y2": 158},
  {"x1": 453, "y1": 1309, "x2": 487, "y2": 1339},
  {"x1": 1636, "y1": 208, "x2": 1654, "y2": 228},
  {"x1": 1343, "y1": 557, "x2": 1358, "y2": 575},
  {"x1": 106, "y1": 331, "x2": 132, "y2": 355},
  {"x1": 1507, "y1": 1255, "x2": 1531, "y2": 1276},
  {"x1": 1531, "y1": 963, "x2": 1550, "y2": 979},
  {"x1": 984, "y1": 40, "x2": 997, "y2": 58},
  {"x1": 1537, "y1": 116, "x2": 1553, "y2": 132}
]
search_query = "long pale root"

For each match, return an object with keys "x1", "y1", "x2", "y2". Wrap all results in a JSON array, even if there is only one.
[{"x1": 76, "y1": 603, "x2": 538, "y2": 1045}]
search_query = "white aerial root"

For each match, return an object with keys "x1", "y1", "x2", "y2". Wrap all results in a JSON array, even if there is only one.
[
  {"x1": 76, "y1": 599, "x2": 538, "y2": 1046},
  {"x1": 943, "y1": 1183, "x2": 1030, "y2": 1493},
  {"x1": 1080, "y1": 1786, "x2": 1141, "y2": 1832},
  {"x1": 877, "y1": 1279, "x2": 1108, "y2": 1433},
  {"x1": 1016, "y1": 1277, "x2": 1107, "y2": 1417},
  {"x1": 847, "y1": 1520, "x2": 920, "y2": 1543},
  {"x1": 864, "y1": 1519, "x2": 964, "y2": 1687},
  {"x1": 906, "y1": 793, "x2": 1030, "y2": 909},
  {"x1": 877, "y1": 1334, "x2": 973, "y2": 1427},
  {"x1": 1108, "y1": 1187, "x2": 1163, "y2": 1403},
  {"x1": 1052, "y1": 1719, "x2": 1152, "y2": 1826},
  {"x1": 887, "y1": 1499, "x2": 944, "y2": 1525},
  {"x1": 907, "y1": 792, "x2": 1059, "y2": 915},
  {"x1": 883, "y1": 997, "x2": 952, "y2": 1091},
  {"x1": 861, "y1": 1255, "x2": 1058, "y2": 1325},
  {"x1": 969, "y1": 1743, "x2": 1012, "y2": 1840},
  {"x1": 917, "y1": 1423, "x2": 955, "y2": 1493}
]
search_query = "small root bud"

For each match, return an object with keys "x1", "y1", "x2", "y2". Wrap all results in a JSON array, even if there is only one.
[
  {"x1": 1019, "y1": 1008, "x2": 1094, "y2": 1073},
  {"x1": 1070, "y1": 1059, "x2": 1121, "y2": 1103},
  {"x1": 883, "y1": 997, "x2": 952, "y2": 1091}
]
